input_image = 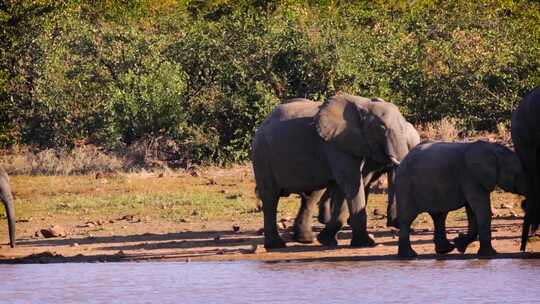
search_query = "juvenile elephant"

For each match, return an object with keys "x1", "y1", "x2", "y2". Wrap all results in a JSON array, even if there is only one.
[
  {"x1": 0, "y1": 166, "x2": 15, "y2": 248},
  {"x1": 511, "y1": 86, "x2": 540, "y2": 251},
  {"x1": 394, "y1": 141, "x2": 526, "y2": 257},
  {"x1": 252, "y1": 94, "x2": 411, "y2": 249},
  {"x1": 292, "y1": 121, "x2": 420, "y2": 246}
]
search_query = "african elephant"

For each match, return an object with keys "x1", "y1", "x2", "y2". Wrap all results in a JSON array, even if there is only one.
[
  {"x1": 291, "y1": 121, "x2": 420, "y2": 246},
  {"x1": 511, "y1": 85, "x2": 540, "y2": 251},
  {"x1": 252, "y1": 94, "x2": 411, "y2": 249},
  {"x1": 394, "y1": 141, "x2": 526, "y2": 257},
  {"x1": 0, "y1": 166, "x2": 15, "y2": 248}
]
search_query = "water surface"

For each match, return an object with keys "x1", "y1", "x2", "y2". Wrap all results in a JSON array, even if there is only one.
[{"x1": 0, "y1": 259, "x2": 538, "y2": 303}]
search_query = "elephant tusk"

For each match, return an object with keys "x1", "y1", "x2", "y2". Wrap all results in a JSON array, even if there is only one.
[{"x1": 389, "y1": 156, "x2": 400, "y2": 166}]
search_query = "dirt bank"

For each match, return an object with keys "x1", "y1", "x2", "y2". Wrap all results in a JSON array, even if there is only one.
[{"x1": 0, "y1": 167, "x2": 538, "y2": 263}]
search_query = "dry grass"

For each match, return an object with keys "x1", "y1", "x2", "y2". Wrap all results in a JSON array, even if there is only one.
[
  {"x1": 1, "y1": 145, "x2": 123, "y2": 175},
  {"x1": 420, "y1": 117, "x2": 462, "y2": 141}
]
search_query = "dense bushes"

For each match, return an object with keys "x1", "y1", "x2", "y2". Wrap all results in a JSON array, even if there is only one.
[{"x1": 1, "y1": 0, "x2": 539, "y2": 165}]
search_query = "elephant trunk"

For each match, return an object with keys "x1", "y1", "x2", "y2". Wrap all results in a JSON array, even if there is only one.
[
  {"x1": 385, "y1": 130, "x2": 408, "y2": 166},
  {"x1": 4, "y1": 197, "x2": 15, "y2": 248},
  {"x1": 520, "y1": 217, "x2": 530, "y2": 252}
]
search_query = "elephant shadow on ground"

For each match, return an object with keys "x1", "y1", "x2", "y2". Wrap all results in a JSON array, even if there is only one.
[{"x1": 5, "y1": 221, "x2": 531, "y2": 264}]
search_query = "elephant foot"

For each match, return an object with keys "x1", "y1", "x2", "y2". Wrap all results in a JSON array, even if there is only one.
[
  {"x1": 317, "y1": 230, "x2": 338, "y2": 247},
  {"x1": 398, "y1": 244, "x2": 418, "y2": 258},
  {"x1": 264, "y1": 236, "x2": 286, "y2": 249},
  {"x1": 350, "y1": 233, "x2": 376, "y2": 248},
  {"x1": 292, "y1": 226, "x2": 314, "y2": 244},
  {"x1": 477, "y1": 246, "x2": 497, "y2": 257},
  {"x1": 435, "y1": 240, "x2": 455, "y2": 255},
  {"x1": 453, "y1": 233, "x2": 474, "y2": 254},
  {"x1": 387, "y1": 217, "x2": 399, "y2": 229}
]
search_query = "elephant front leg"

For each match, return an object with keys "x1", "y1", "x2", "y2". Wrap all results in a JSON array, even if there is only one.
[
  {"x1": 467, "y1": 195, "x2": 497, "y2": 256},
  {"x1": 345, "y1": 180, "x2": 376, "y2": 248},
  {"x1": 430, "y1": 212, "x2": 455, "y2": 254},
  {"x1": 453, "y1": 205, "x2": 478, "y2": 253}
]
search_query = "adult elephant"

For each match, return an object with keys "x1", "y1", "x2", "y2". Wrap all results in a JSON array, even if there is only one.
[
  {"x1": 252, "y1": 94, "x2": 411, "y2": 249},
  {"x1": 511, "y1": 86, "x2": 540, "y2": 251},
  {"x1": 308, "y1": 121, "x2": 420, "y2": 246},
  {"x1": 0, "y1": 166, "x2": 15, "y2": 248}
]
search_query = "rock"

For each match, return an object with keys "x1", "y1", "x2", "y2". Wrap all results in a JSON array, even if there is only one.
[
  {"x1": 121, "y1": 225, "x2": 128, "y2": 229},
  {"x1": 40, "y1": 225, "x2": 67, "y2": 238},
  {"x1": 158, "y1": 172, "x2": 164, "y2": 178},
  {"x1": 279, "y1": 221, "x2": 287, "y2": 229},
  {"x1": 256, "y1": 228, "x2": 265, "y2": 235},
  {"x1": 214, "y1": 235, "x2": 221, "y2": 241},
  {"x1": 219, "y1": 189, "x2": 228, "y2": 194},
  {"x1": 85, "y1": 222, "x2": 96, "y2": 228},
  {"x1": 232, "y1": 224, "x2": 240, "y2": 232},
  {"x1": 109, "y1": 219, "x2": 115, "y2": 224},
  {"x1": 225, "y1": 194, "x2": 242, "y2": 200},
  {"x1": 248, "y1": 244, "x2": 265, "y2": 254},
  {"x1": 510, "y1": 210, "x2": 519, "y2": 218},
  {"x1": 373, "y1": 208, "x2": 385, "y2": 218},
  {"x1": 120, "y1": 215, "x2": 134, "y2": 221},
  {"x1": 71, "y1": 242, "x2": 79, "y2": 247},
  {"x1": 500, "y1": 203, "x2": 513, "y2": 209}
]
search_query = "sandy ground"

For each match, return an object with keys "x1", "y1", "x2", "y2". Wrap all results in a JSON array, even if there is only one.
[
  {"x1": 0, "y1": 167, "x2": 538, "y2": 263},
  {"x1": 1, "y1": 215, "x2": 539, "y2": 263}
]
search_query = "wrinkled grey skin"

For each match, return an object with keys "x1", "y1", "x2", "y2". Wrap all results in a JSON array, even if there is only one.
[
  {"x1": 394, "y1": 141, "x2": 527, "y2": 258},
  {"x1": 511, "y1": 86, "x2": 540, "y2": 251},
  {"x1": 0, "y1": 167, "x2": 15, "y2": 248},
  {"x1": 252, "y1": 94, "x2": 410, "y2": 249},
  {"x1": 291, "y1": 121, "x2": 420, "y2": 246}
]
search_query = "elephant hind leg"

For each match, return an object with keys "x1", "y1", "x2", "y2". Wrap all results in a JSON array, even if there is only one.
[
  {"x1": 453, "y1": 205, "x2": 478, "y2": 253},
  {"x1": 293, "y1": 192, "x2": 318, "y2": 244},
  {"x1": 260, "y1": 190, "x2": 286, "y2": 249},
  {"x1": 430, "y1": 212, "x2": 455, "y2": 254}
]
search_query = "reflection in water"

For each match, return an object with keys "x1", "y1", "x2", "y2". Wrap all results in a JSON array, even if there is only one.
[{"x1": 0, "y1": 259, "x2": 538, "y2": 303}]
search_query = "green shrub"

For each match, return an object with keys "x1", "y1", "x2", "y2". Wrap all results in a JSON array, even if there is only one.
[{"x1": 0, "y1": 0, "x2": 538, "y2": 165}]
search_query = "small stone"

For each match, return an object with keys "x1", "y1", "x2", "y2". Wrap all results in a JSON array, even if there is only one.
[
  {"x1": 40, "y1": 225, "x2": 67, "y2": 238},
  {"x1": 500, "y1": 203, "x2": 513, "y2": 209},
  {"x1": 71, "y1": 243, "x2": 79, "y2": 247},
  {"x1": 373, "y1": 208, "x2": 383, "y2": 216},
  {"x1": 158, "y1": 172, "x2": 164, "y2": 178},
  {"x1": 232, "y1": 224, "x2": 240, "y2": 232},
  {"x1": 109, "y1": 219, "x2": 115, "y2": 224},
  {"x1": 121, "y1": 225, "x2": 128, "y2": 229},
  {"x1": 85, "y1": 222, "x2": 96, "y2": 228},
  {"x1": 280, "y1": 217, "x2": 291, "y2": 223}
]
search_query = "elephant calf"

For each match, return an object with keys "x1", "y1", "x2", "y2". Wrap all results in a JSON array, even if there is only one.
[
  {"x1": 394, "y1": 140, "x2": 526, "y2": 258},
  {"x1": 0, "y1": 166, "x2": 15, "y2": 248}
]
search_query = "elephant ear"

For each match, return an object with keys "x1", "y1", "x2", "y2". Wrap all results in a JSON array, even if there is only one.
[
  {"x1": 315, "y1": 95, "x2": 371, "y2": 157},
  {"x1": 464, "y1": 141, "x2": 497, "y2": 191}
]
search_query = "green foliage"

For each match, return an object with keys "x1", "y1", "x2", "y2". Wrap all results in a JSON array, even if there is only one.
[{"x1": 1, "y1": 0, "x2": 539, "y2": 164}]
